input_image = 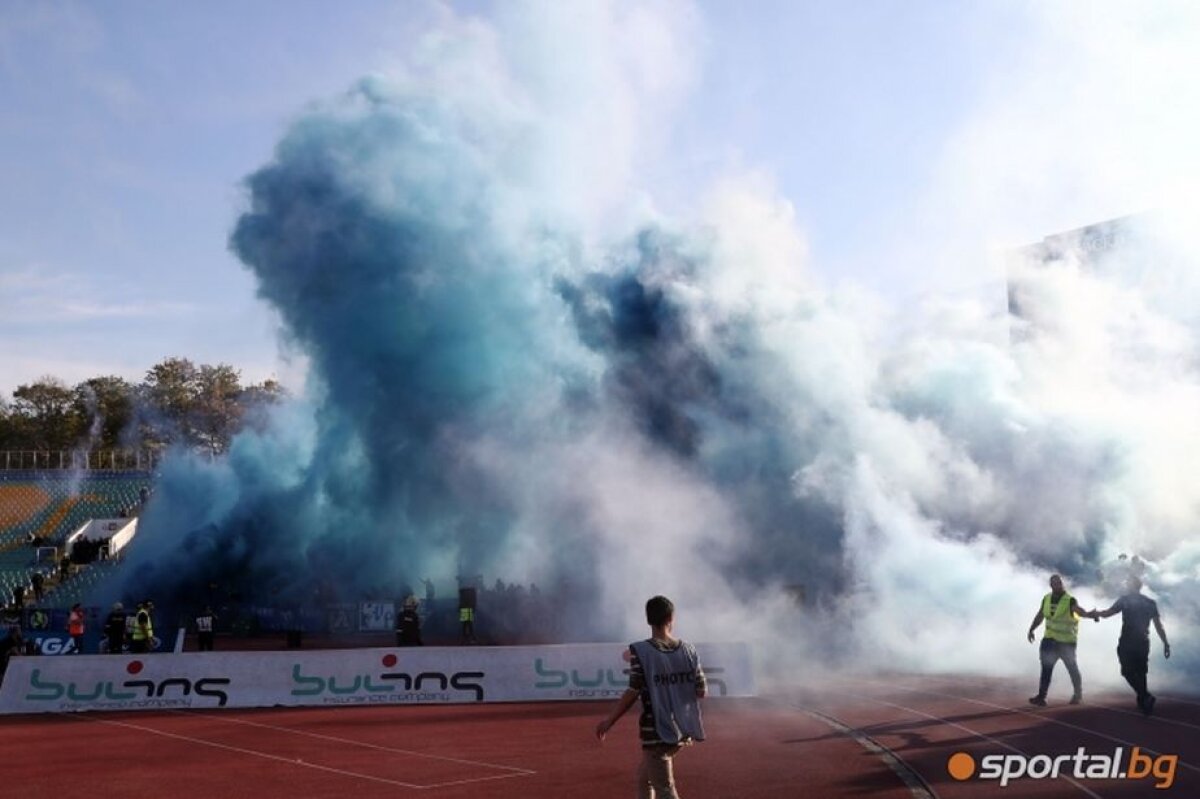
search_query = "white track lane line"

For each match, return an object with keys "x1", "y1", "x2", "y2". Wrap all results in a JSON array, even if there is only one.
[
  {"x1": 817, "y1": 688, "x2": 1104, "y2": 799},
  {"x1": 168, "y1": 709, "x2": 537, "y2": 777},
  {"x1": 907, "y1": 671, "x2": 1200, "y2": 734},
  {"x1": 64, "y1": 713, "x2": 535, "y2": 790},
  {"x1": 64, "y1": 714, "x2": 429, "y2": 790},
  {"x1": 795, "y1": 705, "x2": 937, "y2": 799},
  {"x1": 849, "y1": 678, "x2": 1200, "y2": 777}
]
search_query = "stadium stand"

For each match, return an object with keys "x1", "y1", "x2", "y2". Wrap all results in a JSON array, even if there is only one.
[
  {"x1": 45, "y1": 559, "x2": 124, "y2": 609},
  {"x1": 0, "y1": 472, "x2": 152, "y2": 611},
  {"x1": 0, "y1": 472, "x2": 150, "y2": 546}
]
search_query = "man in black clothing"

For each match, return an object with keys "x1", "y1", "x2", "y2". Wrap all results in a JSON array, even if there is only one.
[
  {"x1": 0, "y1": 605, "x2": 23, "y2": 676},
  {"x1": 395, "y1": 598, "x2": 423, "y2": 646},
  {"x1": 1086, "y1": 576, "x2": 1171, "y2": 715},
  {"x1": 103, "y1": 603, "x2": 127, "y2": 654},
  {"x1": 196, "y1": 607, "x2": 217, "y2": 652}
]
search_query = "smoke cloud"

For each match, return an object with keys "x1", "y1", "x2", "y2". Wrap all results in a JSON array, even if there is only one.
[{"x1": 115, "y1": 1, "x2": 1199, "y2": 684}]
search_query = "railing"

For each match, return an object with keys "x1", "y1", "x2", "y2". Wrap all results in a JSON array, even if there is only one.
[{"x1": 0, "y1": 450, "x2": 162, "y2": 471}]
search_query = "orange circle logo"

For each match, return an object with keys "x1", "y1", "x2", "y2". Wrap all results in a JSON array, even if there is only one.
[{"x1": 947, "y1": 752, "x2": 976, "y2": 781}]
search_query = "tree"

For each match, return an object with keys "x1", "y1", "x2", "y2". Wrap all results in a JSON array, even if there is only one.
[
  {"x1": 11, "y1": 377, "x2": 81, "y2": 450},
  {"x1": 191, "y1": 363, "x2": 244, "y2": 456},
  {"x1": 73, "y1": 376, "x2": 135, "y2": 450},
  {"x1": 138, "y1": 357, "x2": 256, "y2": 455},
  {"x1": 143, "y1": 357, "x2": 197, "y2": 426},
  {"x1": 0, "y1": 359, "x2": 287, "y2": 460},
  {"x1": 138, "y1": 357, "x2": 198, "y2": 450},
  {"x1": 239, "y1": 377, "x2": 287, "y2": 432},
  {"x1": 241, "y1": 378, "x2": 286, "y2": 407},
  {"x1": 0, "y1": 394, "x2": 18, "y2": 449}
]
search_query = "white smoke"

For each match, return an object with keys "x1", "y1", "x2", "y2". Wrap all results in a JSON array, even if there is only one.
[{"x1": 120, "y1": 1, "x2": 1200, "y2": 690}]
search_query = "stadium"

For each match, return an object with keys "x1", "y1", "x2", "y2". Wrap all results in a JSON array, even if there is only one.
[
  {"x1": 3, "y1": 465, "x2": 1200, "y2": 796},
  {"x1": 3, "y1": 3, "x2": 1200, "y2": 797}
]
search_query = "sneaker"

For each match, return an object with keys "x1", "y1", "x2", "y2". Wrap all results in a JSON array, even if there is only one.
[
  {"x1": 1069, "y1": 694, "x2": 1082, "y2": 705},
  {"x1": 1142, "y1": 694, "x2": 1156, "y2": 716},
  {"x1": 1028, "y1": 696, "x2": 1047, "y2": 707}
]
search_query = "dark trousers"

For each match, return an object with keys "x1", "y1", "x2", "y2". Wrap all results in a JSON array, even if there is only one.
[
  {"x1": 1117, "y1": 640, "x2": 1150, "y2": 702},
  {"x1": 198, "y1": 631, "x2": 214, "y2": 652},
  {"x1": 1037, "y1": 639, "x2": 1082, "y2": 698},
  {"x1": 106, "y1": 635, "x2": 123, "y2": 654}
]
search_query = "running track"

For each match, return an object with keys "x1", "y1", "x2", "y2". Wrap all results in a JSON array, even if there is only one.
[{"x1": 4, "y1": 674, "x2": 1195, "y2": 797}]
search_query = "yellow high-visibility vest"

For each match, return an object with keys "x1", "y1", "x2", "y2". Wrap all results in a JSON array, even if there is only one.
[
  {"x1": 132, "y1": 610, "x2": 154, "y2": 641},
  {"x1": 1042, "y1": 592, "x2": 1079, "y2": 643},
  {"x1": 459, "y1": 608, "x2": 475, "y2": 623}
]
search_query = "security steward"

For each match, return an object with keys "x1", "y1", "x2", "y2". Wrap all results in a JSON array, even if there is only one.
[
  {"x1": 130, "y1": 599, "x2": 155, "y2": 653},
  {"x1": 459, "y1": 604, "x2": 476, "y2": 645},
  {"x1": 1027, "y1": 574, "x2": 1094, "y2": 706}
]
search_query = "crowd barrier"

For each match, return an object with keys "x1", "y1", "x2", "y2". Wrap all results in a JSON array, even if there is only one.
[{"x1": 0, "y1": 642, "x2": 754, "y2": 714}]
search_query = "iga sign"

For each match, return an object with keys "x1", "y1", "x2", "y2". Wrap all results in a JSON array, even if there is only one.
[
  {"x1": 32, "y1": 635, "x2": 77, "y2": 656},
  {"x1": 0, "y1": 643, "x2": 754, "y2": 715}
]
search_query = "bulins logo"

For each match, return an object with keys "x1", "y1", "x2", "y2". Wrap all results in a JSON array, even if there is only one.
[
  {"x1": 25, "y1": 661, "x2": 231, "y2": 706},
  {"x1": 532, "y1": 658, "x2": 728, "y2": 697},
  {"x1": 534, "y1": 658, "x2": 628, "y2": 691},
  {"x1": 290, "y1": 654, "x2": 485, "y2": 702}
]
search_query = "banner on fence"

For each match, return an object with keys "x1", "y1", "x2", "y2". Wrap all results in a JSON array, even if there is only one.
[
  {"x1": 0, "y1": 642, "x2": 754, "y2": 714},
  {"x1": 326, "y1": 604, "x2": 356, "y2": 634},
  {"x1": 358, "y1": 602, "x2": 395, "y2": 632}
]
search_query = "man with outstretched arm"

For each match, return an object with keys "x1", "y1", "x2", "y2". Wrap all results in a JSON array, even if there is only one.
[
  {"x1": 1084, "y1": 576, "x2": 1170, "y2": 715},
  {"x1": 596, "y1": 595, "x2": 707, "y2": 799},
  {"x1": 1028, "y1": 574, "x2": 1096, "y2": 706}
]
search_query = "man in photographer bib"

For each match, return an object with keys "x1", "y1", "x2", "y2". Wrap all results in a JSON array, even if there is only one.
[{"x1": 596, "y1": 596, "x2": 707, "y2": 799}]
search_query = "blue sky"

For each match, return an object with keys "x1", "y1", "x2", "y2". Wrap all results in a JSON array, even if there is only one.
[{"x1": 2, "y1": 0, "x2": 1195, "y2": 393}]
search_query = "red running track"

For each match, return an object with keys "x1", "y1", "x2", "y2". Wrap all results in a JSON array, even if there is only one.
[
  {"x1": 5, "y1": 674, "x2": 1195, "y2": 797},
  {"x1": 795, "y1": 674, "x2": 1200, "y2": 798},
  {"x1": 1, "y1": 698, "x2": 911, "y2": 799}
]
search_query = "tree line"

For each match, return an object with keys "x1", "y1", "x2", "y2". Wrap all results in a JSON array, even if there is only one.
[{"x1": 0, "y1": 357, "x2": 284, "y2": 457}]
